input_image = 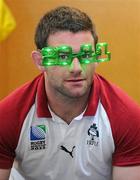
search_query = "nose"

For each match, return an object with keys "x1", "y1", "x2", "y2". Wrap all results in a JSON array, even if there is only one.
[{"x1": 69, "y1": 57, "x2": 82, "y2": 74}]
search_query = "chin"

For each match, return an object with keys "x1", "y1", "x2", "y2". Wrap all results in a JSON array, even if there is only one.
[
  {"x1": 60, "y1": 85, "x2": 90, "y2": 98},
  {"x1": 67, "y1": 91, "x2": 88, "y2": 98}
]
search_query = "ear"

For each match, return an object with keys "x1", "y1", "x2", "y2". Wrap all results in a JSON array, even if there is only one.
[{"x1": 31, "y1": 50, "x2": 46, "y2": 71}]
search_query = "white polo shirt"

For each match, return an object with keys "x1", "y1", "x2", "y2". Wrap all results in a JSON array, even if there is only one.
[{"x1": 0, "y1": 73, "x2": 140, "y2": 180}]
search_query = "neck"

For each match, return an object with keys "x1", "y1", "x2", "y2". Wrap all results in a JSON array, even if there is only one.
[
  {"x1": 49, "y1": 96, "x2": 88, "y2": 124},
  {"x1": 45, "y1": 79, "x2": 90, "y2": 124}
]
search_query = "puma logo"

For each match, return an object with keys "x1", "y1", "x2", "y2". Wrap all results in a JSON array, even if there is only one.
[{"x1": 60, "y1": 145, "x2": 75, "y2": 158}]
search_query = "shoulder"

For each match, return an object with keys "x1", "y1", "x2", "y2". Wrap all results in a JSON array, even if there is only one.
[
  {"x1": 95, "y1": 73, "x2": 140, "y2": 132},
  {"x1": 95, "y1": 74, "x2": 140, "y2": 120},
  {"x1": 0, "y1": 74, "x2": 43, "y2": 115}
]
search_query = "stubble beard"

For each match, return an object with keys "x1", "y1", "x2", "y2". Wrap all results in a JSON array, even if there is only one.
[{"x1": 55, "y1": 82, "x2": 92, "y2": 101}]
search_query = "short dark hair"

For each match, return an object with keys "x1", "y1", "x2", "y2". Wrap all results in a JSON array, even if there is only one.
[{"x1": 35, "y1": 6, "x2": 98, "y2": 49}]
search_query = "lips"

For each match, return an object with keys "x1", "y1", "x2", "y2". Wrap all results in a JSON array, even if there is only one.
[
  {"x1": 64, "y1": 78, "x2": 86, "y2": 87},
  {"x1": 67, "y1": 79, "x2": 84, "y2": 82},
  {"x1": 66, "y1": 79, "x2": 85, "y2": 82}
]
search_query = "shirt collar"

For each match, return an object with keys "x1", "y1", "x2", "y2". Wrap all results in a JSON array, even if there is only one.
[{"x1": 48, "y1": 104, "x2": 87, "y2": 123}]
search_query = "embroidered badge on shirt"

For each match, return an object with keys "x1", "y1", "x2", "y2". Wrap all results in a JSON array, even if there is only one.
[
  {"x1": 87, "y1": 123, "x2": 99, "y2": 146},
  {"x1": 30, "y1": 125, "x2": 47, "y2": 150}
]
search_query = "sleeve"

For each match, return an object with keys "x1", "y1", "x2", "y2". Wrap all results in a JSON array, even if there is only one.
[
  {"x1": 0, "y1": 98, "x2": 16, "y2": 169},
  {"x1": 111, "y1": 102, "x2": 140, "y2": 166}
]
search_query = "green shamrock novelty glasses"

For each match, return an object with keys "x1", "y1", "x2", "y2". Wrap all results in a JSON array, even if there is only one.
[{"x1": 41, "y1": 42, "x2": 111, "y2": 66}]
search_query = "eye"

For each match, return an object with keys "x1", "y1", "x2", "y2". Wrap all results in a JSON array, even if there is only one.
[
  {"x1": 81, "y1": 53, "x2": 92, "y2": 59},
  {"x1": 58, "y1": 53, "x2": 69, "y2": 60}
]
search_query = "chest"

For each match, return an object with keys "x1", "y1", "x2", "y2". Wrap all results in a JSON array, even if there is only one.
[{"x1": 15, "y1": 103, "x2": 114, "y2": 180}]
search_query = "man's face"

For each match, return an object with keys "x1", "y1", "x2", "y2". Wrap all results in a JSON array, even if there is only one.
[{"x1": 44, "y1": 31, "x2": 97, "y2": 99}]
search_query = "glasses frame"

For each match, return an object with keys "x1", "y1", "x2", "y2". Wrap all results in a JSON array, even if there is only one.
[{"x1": 41, "y1": 42, "x2": 111, "y2": 66}]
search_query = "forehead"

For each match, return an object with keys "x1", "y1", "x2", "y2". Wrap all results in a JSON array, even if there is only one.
[{"x1": 47, "y1": 31, "x2": 94, "y2": 51}]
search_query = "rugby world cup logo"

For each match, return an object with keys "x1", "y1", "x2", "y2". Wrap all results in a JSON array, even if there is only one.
[{"x1": 30, "y1": 125, "x2": 47, "y2": 150}]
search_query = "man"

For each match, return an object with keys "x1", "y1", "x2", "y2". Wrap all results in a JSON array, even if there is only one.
[{"x1": 0, "y1": 6, "x2": 140, "y2": 180}]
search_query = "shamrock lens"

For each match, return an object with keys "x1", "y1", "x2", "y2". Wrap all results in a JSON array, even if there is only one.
[
  {"x1": 95, "y1": 43, "x2": 111, "y2": 62},
  {"x1": 57, "y1": 45, "x2": 73, "y2": 65},
  {"x1": 79, "y1": 44, "x2": 96, "y2": 64},
  {"x1": 41, "y1": 47, "x2": 58, "y2": 66}
]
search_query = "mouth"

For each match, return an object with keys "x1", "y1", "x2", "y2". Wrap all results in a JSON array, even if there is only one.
[
  {"x1": 64, "y1": 79, "x2": 86, "y2": 87},
  {"x1": 65, "y1": 79, "x2": 86, "y2": 82}
]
